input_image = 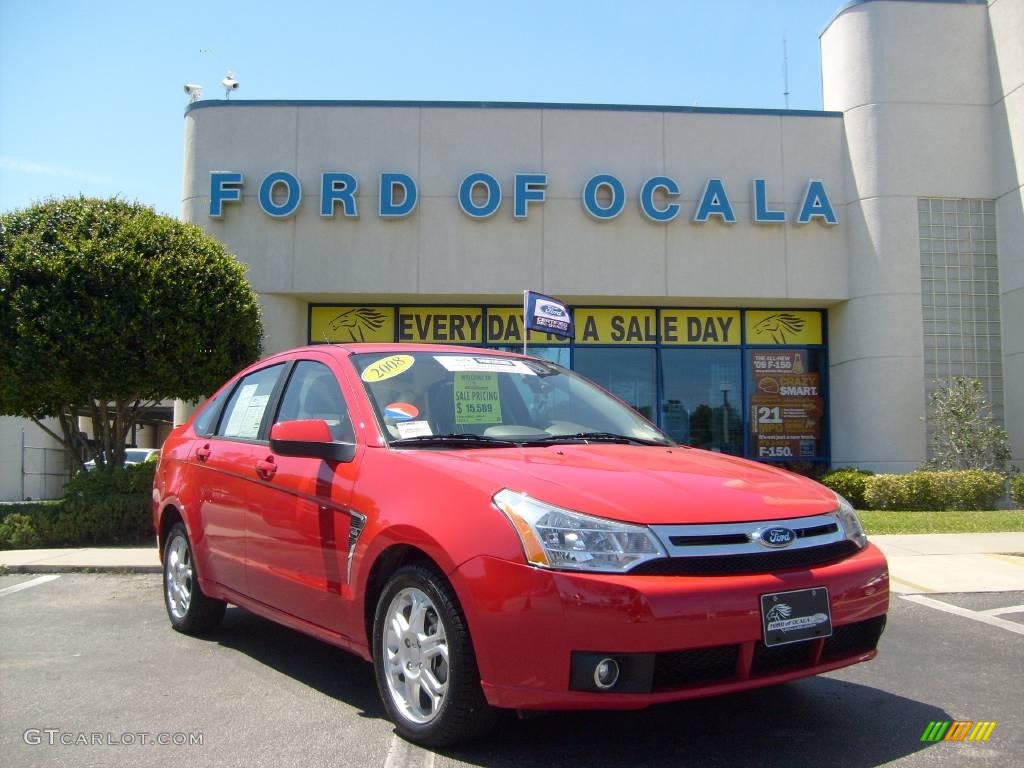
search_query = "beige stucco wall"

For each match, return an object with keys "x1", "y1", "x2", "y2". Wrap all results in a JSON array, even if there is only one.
[
  {"x1": 821, "y1": 0, "x2": 1021, "y2": 470},
  {"x1": 182, "y1": 106, "x2": 849, "y2": 305},
  {"x1": 989, "y1": 0, "x2": 1024, "y2": 464}
]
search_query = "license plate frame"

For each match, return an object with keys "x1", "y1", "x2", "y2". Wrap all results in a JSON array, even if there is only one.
[{"x1": 760, "y1": 587, "x2": 833, "y2": 647}]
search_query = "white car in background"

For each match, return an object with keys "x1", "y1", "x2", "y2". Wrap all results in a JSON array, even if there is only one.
[{"x1": 83, "y1": 448, "x2": 160, "y2": 471}]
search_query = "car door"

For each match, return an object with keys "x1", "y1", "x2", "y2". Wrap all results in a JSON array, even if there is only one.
[
  {"x1": 189, "y1": 363, "x2": 287, "y2": 596},
  {"x1": 244, "y1": 356, "x2": 363, "y2": 634}
]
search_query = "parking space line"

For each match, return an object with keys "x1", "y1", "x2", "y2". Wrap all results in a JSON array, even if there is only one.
[
  {"x1": 900, "y1": 594, "x2": 1024, "y2": 636},
  {"x1": 982, "y1": 604, "x2": 1024, "y2": 616},
  {"x1": 383, "y1": 733, "x2": 435, "y2": 768},
  {"x1": 0, "y1": 574, "x2": 61, "y2": 597}
]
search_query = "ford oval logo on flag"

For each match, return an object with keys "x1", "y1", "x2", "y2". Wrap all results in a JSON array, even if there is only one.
[
  {"x1": 539, "y1": 302, "x2": 568, "y2": 319},
  {"x1": 757, "y1": 526, "x2": 796, "y2": 548}
]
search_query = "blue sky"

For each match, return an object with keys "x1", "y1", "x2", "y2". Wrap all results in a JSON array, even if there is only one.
[{"x1": 1, "y1": 0, "x2": 838, "y2": 217}]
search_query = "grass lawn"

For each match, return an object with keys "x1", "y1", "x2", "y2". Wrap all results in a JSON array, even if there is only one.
[{"x1": 859, "y1": 509, "x2": 1024, "y2": 535}]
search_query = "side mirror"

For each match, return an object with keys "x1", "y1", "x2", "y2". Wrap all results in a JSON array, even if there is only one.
[{"x1": 269, "y1": 420, "x2": 356, "y2": 463}]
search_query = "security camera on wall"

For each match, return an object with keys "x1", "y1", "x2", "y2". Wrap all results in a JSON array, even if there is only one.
[
  {"x1": 184, "y1": 84, "x2": 203, "y2": 102},
  {"x1": 221, "y1": 71, "x2": 239, "y2": 99}
]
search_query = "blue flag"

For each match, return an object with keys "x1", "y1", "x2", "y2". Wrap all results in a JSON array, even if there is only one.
[{"x1": 524, "y1": 291, "x2": 573, "y2": 339}]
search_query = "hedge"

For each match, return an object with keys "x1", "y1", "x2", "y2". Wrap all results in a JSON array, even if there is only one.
[
  {"x1": 862, "y1": 470, "x2": 1005, "y2": 511},
  {"x1": 0, "y1": 462, "x2": 155, "y2": 550},
  {"x1": 1011, "y1": 474, "x2": 1024, "y2": 507},
  {"x1": 820, "y1": 468, "x2": 875, "y2": 509}
]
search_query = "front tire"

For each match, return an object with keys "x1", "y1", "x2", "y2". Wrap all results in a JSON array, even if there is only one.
[
  {"x1": 372, "y1": 563, "x2": 497, "y2": 747},
  {"x1": 163, "y1": 522, "x2": 226, "y2": 634}
]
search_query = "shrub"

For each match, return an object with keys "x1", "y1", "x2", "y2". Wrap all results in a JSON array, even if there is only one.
[
  {"x1": 0, "y1": 512, "x2": 43, "y2": 549},
  {"x1": 1011, "y1": 475, "x2": 1024, "y2": 508},
  {"x1": 64, "y1": 461, "x2": 157, "y2": 497},
  {"x1": 863, "y1": 470, "x2": 1005, "y2": 511},
  {"x1": 0, "y1": 464, "x2": 156, "y2": 549},
  {"x1": 923, "y1": 377, "x2": 1012, "y2": 473},
  {"x1": 820, "y1": 468, "x2": 875, "y2": 509}
]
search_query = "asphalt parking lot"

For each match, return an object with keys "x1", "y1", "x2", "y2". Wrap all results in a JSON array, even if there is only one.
[{"x1": 1, "y1": 574, "x2": 1021, "y2": 768}]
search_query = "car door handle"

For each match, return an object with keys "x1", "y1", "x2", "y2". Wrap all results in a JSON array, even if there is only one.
[
  {"x1": 256, "y1": 457, "x2": 277, "y2": 480},
  {"x1": 196, "y1": 444, "x2": 211, "y2": 462}
]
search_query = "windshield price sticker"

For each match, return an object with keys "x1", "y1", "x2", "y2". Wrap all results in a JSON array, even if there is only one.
[
  {"x1": 454, "y1": 373, "x2": 503, "y2": 425},
  {"x1": 435, "y1": 356, "x2": 536, "y2": 375},
  {"x1": 396, "y1": 420, "x2": 433, "y2": 439},
  {"x1": 361, "y1": 354, "x2": 415, "y2": 383}
]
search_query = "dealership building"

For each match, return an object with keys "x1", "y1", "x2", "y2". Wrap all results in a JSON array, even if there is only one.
[{"x1": 2, "y1": 0, "x2": 1021, "y2": 500}]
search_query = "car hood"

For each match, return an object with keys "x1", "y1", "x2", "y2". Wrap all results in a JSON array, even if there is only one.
[{"x1": 398, "y1": 444, "x2": 838, "y2": 525}]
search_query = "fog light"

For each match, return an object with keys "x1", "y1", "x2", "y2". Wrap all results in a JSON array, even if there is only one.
[{"x1": 593, "y1": 657, "x2": 620, "y2": 690}]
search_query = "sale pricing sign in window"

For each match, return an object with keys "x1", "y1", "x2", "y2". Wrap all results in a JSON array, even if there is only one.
[{"x1": 454, "y1": 372, "x2": 503, "y2": 425}]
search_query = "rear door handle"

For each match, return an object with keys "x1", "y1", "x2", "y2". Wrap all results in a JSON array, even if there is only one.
[
  {"x1": 196, "y1": 444, "x2": 211, "y2": 462},
  {"x1": 256, "y1": 456, "x2": 277, "y2": 480}
]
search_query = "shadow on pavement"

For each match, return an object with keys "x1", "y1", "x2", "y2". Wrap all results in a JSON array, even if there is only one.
[
  {"x1": 203, "y1": 606, "x2": 384, "y2": 717},
  {"x1": 205, "y1": 606, "x2": 947, "y2": 768}
]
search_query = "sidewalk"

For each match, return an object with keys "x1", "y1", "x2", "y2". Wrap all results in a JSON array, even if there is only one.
[
  {"x1": 1, "y1": 534, "x2": 1023, "y2": 593},
  {"x1": 871, "y1": 532, "x2": 1024, "y2": 594}
]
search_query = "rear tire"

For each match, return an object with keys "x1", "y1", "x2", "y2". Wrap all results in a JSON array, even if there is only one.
[
  {"x1": 372, "y1": 563, "x2": 498, "y2": 747},
  {"x1": 163, "y1": 522, "x2": 226, "y2": 634}
]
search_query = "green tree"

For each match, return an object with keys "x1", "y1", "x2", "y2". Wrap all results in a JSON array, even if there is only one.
[
  {"x1": 924, "y1": 377, "x2": 1012, "y2": 473},
  {"x1": 0, "y1": 197, "x2": 263, "y2": 471}
]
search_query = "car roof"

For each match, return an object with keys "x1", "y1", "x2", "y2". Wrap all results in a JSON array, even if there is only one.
[{"x1": 267, "y1": 343, "x2": 527, "y2": 360}]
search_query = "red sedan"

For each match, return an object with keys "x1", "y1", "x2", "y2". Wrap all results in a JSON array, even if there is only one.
[{"x1": 153, "y1": 344, "x2": 888, "y2": 746}]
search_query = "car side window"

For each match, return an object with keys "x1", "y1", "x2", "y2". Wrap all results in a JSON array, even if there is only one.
[
  {"x1": 193, "y1": 389, "x2": 229, "y2": 437},
  {"x1": 216, "y1": 364, "x2": 286, "y2": 440},
  {"x1": 275, "y1": 360, "x2": 355, "y2": 442}
]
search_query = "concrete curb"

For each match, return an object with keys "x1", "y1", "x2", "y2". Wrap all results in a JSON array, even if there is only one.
[{"x1": 1, "y1": 564, "x2": 162, "y2": 575}]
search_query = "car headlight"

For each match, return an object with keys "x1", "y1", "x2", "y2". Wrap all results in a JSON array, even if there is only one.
[
  {"x1": 493, "y1": 489, "x2": 667, "y2": 573},
  {"x1": 833, "y1": 492, "x2": 868, "y2": 549}
]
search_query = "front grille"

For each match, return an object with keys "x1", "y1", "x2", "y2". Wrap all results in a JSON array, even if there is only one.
[
  {"x1": 822, "y1": 615, "x2": 886, "y2": 661},
  {"x1": 652, "y1": 645, "x2": 740, "y2": 690},
  {"x1": 751, "y1": 640, "x2": 814, "y2": 676},
  {"x1": 576, "y1": 615, "x2": 885, "y2": 694},
  {"x1": 630, "y1": 540, "x2": 860, "y2": 575}
]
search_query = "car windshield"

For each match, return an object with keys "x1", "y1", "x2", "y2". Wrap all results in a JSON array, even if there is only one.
[{"x1": 351, "y1": 352, "x2": 674, "y2": 448}]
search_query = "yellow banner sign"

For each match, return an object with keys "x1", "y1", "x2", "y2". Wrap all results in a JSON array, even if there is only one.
[
  {"x1": 310, "y1": 306, "x2": 395, "y2": 343},
  {"x1": 576, "y1": 309, "x2": 658, "y2": 344},
  {"x1": 745, "y1": 311, "x2": 823, "y2": 345},
  {"x1": 660, "y1": 310, "x2": 740, "y2": 345},
  {"x1": 486, "y1": 307, "x2": 570, "y2": 345},
  {"x1": 397, "y1": 306, "x2": 484, "y2": 344}
]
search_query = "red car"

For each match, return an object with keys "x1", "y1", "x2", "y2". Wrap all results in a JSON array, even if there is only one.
[{"x1": 154, "y1": 344, "x2": 888, "y2": 746}]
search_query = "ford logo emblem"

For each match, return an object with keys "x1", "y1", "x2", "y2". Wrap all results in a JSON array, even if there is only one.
[
  {"x1": 541, "y1": 305, "x2": 567, "y2": 317},
  {"x1": 757, "y1": 526, "x2": 796, "y2": 548}
]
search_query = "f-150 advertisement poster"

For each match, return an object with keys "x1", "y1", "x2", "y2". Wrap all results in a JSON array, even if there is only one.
[{"x1": 749, "y1": 351, "x2": 823, "y2": 460}]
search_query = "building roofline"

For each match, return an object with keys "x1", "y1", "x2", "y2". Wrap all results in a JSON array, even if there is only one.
[
  {"x1": 821, "y1": 0, "x2": 987, "y2": 38},
  {"x1": 184, "y1": 99, "x2": 843, "y2": 119}
]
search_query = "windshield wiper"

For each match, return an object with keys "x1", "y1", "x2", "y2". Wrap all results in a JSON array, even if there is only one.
[
  {"x1": 390, "y1": 433, "x2": 518, "y2": 448},
  {"x1": 526, "y1": 432, "x2": 671, "y2": 447}
]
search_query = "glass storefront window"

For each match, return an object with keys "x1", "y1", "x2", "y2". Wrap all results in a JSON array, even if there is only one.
[
  {"x1": 312, "y1": 305, "x2": 829, "y2": 469},
  {"x1": 573, "y1": 348, "x2": 657, "y2": 422},
  {"x1": 661, "y1": 349, "x2": 742, "y2": 454},
  {"x1": 490, "y1": 346, "x2": 571, "y2": 367}
]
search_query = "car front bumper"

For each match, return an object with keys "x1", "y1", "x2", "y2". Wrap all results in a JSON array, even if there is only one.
[{"x1": 451, "y1": 542, "x2": 889, "y2": 710}]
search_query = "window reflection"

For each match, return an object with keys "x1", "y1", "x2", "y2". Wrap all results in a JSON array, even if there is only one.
[
  {"x1": 661, "y1": 349, "x2": 742, "y2": 455},
  {"x1": 573, "y1": 348, "x2": 657, "y2": 422}
]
